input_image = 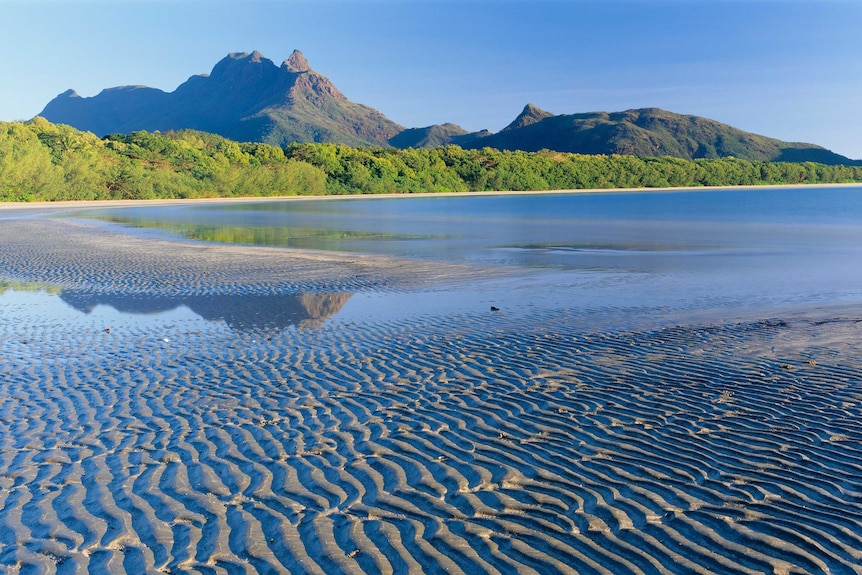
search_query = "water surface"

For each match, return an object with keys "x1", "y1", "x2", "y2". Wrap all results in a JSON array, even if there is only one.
[{"x1": 70, "y1": 186, "x2": 862, "y2": 320}]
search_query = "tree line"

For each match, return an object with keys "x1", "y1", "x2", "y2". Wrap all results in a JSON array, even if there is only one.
[
  {"x1": 2, "y1": 118, "x2": 861, "y2": 202},
  {"x1": 285, "y1": 143, "x2": 862, "y2": 194}
]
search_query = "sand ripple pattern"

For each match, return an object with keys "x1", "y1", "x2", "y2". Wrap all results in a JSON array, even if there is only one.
[{"x1": 3, "y1": 298, "x2": 862, "y2": 574}]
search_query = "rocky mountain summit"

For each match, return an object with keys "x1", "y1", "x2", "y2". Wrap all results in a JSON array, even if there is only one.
[{"x1": 40, "y1": 50, "x2": 403, "y2": 147}]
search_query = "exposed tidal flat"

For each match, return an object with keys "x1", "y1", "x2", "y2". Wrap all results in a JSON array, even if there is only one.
[{"x1": 2, "y1": 187, "x2": 862, "y2": 574}]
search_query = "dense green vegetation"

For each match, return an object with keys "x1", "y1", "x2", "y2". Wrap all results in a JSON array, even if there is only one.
[
  {"x1": 2, "y1": 119, "x2": 861, "y2": 202},
  {"x1": 0, "y1": 118, "x2": 326, "y2": 201},
  {"x1": 285, "y1": 142, "x2": 862, "y2": 195}
]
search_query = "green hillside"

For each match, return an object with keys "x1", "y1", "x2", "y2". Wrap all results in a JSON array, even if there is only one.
[
  {"x1": 393, "y1": 106, "x2": 860, "y2": 166},
  {"x1": 464, "y1": 107, "x2": 861, "y2": 165},
  {"x1": 2, "y1": 119, "x2": 861, "y2": 202},
  {"x1": 0, "y1": 118, "x2": 326, "y2": 201}
]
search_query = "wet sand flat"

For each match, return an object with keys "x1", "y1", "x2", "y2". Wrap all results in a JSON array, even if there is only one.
[
  {"x1": 0, "y1": 214, "x2": 510, "y2": 296},
  {"x1": 2, "y1": 207, "x2": 862, "y2": 574}
]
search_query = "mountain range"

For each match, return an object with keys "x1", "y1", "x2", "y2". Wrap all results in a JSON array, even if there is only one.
[
  {"x1": 40, "y1": 50, "x2": 402, "y2": 148},
  {"x1": 39, "y1": 50, "x2": 860, "y2": 165}
]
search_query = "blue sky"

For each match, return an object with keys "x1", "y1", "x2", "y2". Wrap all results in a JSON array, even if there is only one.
[{"x1": 2, "y1": 0, "x2": 861, "y2": 158}]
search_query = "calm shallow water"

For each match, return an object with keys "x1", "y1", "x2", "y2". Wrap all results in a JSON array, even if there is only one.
[{"x1": 66, "y1": 186, "x2": 862, "y2": 323}]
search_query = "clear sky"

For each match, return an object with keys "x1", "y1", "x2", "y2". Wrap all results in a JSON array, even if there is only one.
[{"x1": 2, "y1": 0, "x2": 860, "y2": 158}]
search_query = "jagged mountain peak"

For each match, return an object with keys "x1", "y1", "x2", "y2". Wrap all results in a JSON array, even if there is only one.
[
  {"x1": 502, "y1": 103, "x2": 553, "y2": 132},
  {"x1": 284, "y1": 50, "x2": 310, "y2": 73},
  {"x1": 38, "y1": 50, "x2": 403, "y2": 147}
]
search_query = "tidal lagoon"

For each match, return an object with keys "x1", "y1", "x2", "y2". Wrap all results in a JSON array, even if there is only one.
[{"x1": 2, "y1": 186, "x2": 862, "y2": 573}]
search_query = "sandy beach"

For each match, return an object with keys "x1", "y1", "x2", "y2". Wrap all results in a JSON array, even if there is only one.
[
  {"x1": 2, "y1": 203, "x2": 862, "y2": 574},
  {"x1": 1, "y1": 182, "x2": 860, "y2": 213}
]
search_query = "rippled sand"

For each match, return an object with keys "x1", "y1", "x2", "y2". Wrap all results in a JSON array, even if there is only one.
[{"x1": 2, "y1": 212, "x2": 862, "y2": 574}]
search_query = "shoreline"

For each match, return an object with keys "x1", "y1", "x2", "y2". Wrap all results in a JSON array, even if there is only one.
[{"x1": 0, "y1": 181, "x2": 859, "y2": 212}]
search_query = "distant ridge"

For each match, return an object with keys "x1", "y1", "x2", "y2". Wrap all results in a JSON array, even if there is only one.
[
  {"x1": 40, "y1": 50, "x2": 403, "y2": 148},
  {"x1": 38, "y1": 51, "x2": 860, "y2": 165},
  {"x1": 388, "y1": 123, "x2": 491, "y2": 149},
  {"x1": 392, "y1": 107, "x2": 860, "y2": 166}
]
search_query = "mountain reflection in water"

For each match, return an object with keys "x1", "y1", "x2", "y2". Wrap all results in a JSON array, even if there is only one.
[{"x1": 59, "y1": 291, "x2": 351, "y2": 332}]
